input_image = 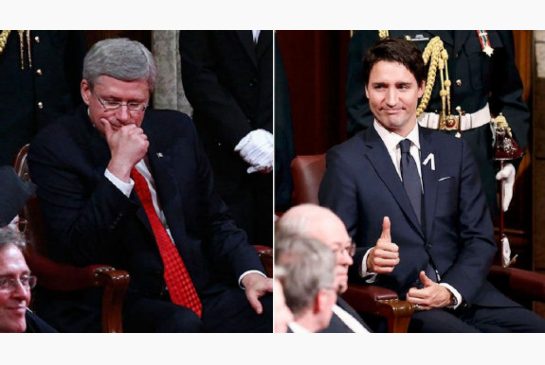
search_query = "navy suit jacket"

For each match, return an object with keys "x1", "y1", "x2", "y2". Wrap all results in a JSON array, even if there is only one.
[
  {"x1": 28, "y1": 106, "x2": 264, "y2": 323},
  {"x1": 319, "y1": 125, "x2": 517, "y2": 308}
]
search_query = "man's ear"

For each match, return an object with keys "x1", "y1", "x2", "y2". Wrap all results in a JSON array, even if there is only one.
[
  {"x1": 81, "y1": 79, "x2": 91, "y2": 106},
  {"x1": 314, "y1": 289, "x2": 336, "y2": 314},
  {"x1": 365, "y1": 85, "x2": 369, "y2": 99},
  {"x1": 417, "y1": 80, "x2": 425, "y2": 98}
]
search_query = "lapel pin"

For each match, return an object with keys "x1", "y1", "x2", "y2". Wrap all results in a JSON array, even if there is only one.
[
  {"x1": 422, "y1": 153, "x2": 435, "y2": 171},
  {"x1": 156, "y1": 152, "x2": 163, "y2": 158}
]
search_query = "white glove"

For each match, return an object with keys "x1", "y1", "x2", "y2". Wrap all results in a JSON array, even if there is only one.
[
  {"x1": 501, "y1": 235, "x2": 512, "y2": 268},
  {"x1": 495, "y1": 163, "x2": 515, "y2": 212},
  {"x1": 234, "y1": 129, "x2": 273, "y2": 174}
]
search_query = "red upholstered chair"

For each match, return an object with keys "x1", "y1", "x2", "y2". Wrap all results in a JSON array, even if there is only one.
[
  {"x1": 14, "y1": 144, "x2": 130, "y2": 333},
  {"x1": 290, "y1": 154, "x2": 414, "y2": 332}
]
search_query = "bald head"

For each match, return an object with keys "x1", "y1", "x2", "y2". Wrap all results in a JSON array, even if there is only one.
[
  {"x1": 276, "y1": 204, "x2": 350, "y2": 248},
  {"x1": 276, "y1": 204, "x2": 353, "y2": 293}
]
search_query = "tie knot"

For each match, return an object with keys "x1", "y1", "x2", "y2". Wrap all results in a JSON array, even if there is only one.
[{"x1": 399, "y1": 139, "x2": 412, "y2": 154}]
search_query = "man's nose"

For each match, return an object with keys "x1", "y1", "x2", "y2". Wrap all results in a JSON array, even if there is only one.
[
  {"x1": 339, "y1": 251, "x2": 353, "y2": 266},
  {"x1": 11, "y1": 280, "x2": 29, "y2": 299},
  {"x1": 115, "y1": 105, "x2": 131, "y2": 122},
  {"x1": 385, "y1": 88, "x2": 397, "y2": 106}
]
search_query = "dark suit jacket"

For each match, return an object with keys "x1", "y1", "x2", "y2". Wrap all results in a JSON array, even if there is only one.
[
  {"x1": 319, "y1": 126, "x2": 518, "y2": 308},
  {"x1": 320, "y1": 297, "x2": 371, "y2": 333},
  {"x1": 28, "y1": 106, "x2": 264, "y2": 330},
  {"x1": 25, "y1": 310, "x2": 57, "y2": 333},
  {"x1": 346, "y1": 31, "x2": 530, "y2": 209}
]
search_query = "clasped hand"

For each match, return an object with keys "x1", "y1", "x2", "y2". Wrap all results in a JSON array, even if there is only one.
[{"x1": 101, "y1": 118, "x2": 149, "y2": 181}]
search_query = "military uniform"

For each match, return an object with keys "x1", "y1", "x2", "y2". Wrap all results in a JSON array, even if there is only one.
[
  {"x1": 0, "y1": 30, "x2": 85, "y2": 165},
  {"x1": 346, "y1": 30, "x2": 530, "y2": 210}
]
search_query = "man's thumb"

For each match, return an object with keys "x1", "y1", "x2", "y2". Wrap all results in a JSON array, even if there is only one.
[{"x1": 380, "y1": 216, "x2": 391, "y2": 240}]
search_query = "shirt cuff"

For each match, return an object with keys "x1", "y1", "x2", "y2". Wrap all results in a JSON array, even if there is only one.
[
  {"x1": 104, "y1": 169, "x2": 134, "y2": 198},
  {"x1": 238, "y1": 270, "x2": 267, "y2": 289},
  {"x1": 359, "y1": 248, "x2": 378, "y2": 283},
  {"x1": 439, "y1": 283, "x2": 463, "y2": 309}
]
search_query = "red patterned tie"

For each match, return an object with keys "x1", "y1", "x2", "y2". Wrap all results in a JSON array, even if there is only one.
[{"x1": 131, "y1": 168, "x2": 202, "y2": 317}]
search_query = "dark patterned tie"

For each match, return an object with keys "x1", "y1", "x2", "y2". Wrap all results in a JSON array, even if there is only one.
[
  {"x1": 131, "y1": 168, "x2": 202, "y2": 317},
  {"x1": 399, "y1": 139, "x2": 421, "y2": 223}
]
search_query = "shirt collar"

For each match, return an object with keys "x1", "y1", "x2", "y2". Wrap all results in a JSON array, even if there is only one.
[{"x1": 373, "y1": 119, "x2": 421, "y2": 153}]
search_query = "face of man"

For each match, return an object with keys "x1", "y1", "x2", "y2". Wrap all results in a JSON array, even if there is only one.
[
  {"x1": 307, "y1": 215, "x2": 353, "y2": 294},
  {"x1": 81, "y1": 75, "x2": 150, "y2": 134},
  {"x1": 0, "y1": 244, "x2": 31, "y2": 333},
  {"x1": 365, "y1": 60, "x2": 424, "y2": 137}
]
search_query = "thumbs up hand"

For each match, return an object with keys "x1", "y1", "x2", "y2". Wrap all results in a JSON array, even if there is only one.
[
  {"x1": 406, "y1": 271, "x2": 453, "y2": 310},
  {"x1": 367, "y1": 216, "x2": 400, "y2": 274}
]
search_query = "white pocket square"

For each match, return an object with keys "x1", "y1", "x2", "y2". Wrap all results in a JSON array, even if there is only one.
[{"x1": 438, "y1": 176, "x2": 453, "y2": 182}]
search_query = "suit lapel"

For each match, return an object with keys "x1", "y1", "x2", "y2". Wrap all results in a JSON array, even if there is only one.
[
  {"x1": 145, "y1": 123, "x2": 186, "y2": 239},
  {"x1": 363, "y1": 129, "x2": 424, "y2": 238},
  {"x1": 419, "y1": 128, "x2": 439, "y2": 240},
  {"x1": 255, "y1": 30, "x2": 271, "y2": 62},
  {"x1": 236, "y1": 30, "x2": 257, "y2": 66}
]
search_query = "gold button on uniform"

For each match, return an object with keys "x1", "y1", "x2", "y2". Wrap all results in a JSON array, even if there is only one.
[
  {"x1": 456, "y1": 79, "x2": 462, "y2": 87},
  {"x1": 37, "y1": 102, "x2": 43, "y2": 109},
  {"x1": 34, "y1": 36, "x2": 40, "y2": 43},
  {"x1": 36, "y1": 68, "x2": 43, "y2": 76}
]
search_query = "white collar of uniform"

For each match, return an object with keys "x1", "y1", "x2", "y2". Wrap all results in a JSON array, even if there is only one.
[
  {"x1": 287, "y1": 321, "x2": 311, "y2": 333},
  {"x1": 332, "y1": 304, "x2": 369, "y2": 333},
  {"x1": 373, "y1": 119, "x2": 421, "y2": 154}
]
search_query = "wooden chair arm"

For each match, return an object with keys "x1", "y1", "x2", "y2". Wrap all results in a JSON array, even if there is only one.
[
  {"x1": 94, "y1": 267, "x2": 130, "y2": 333},
  {"x1": 342, "y1": 283, "x2": 414, "y2": 333}
]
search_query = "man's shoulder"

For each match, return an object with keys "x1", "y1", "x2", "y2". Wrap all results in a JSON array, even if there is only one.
[
  {"x1": 31, "y1": 107, "x2": 88, "y2": 150},
  {"x1": 144, "y1": 109, "x2": 194, "y2": 131},
  {"x1": 143, "y1": 109, "x2": 199, "y2": 147},
  {"x1": 421, "y1": 127, "x2": 465, "y2": 149},
  {"x1": 329, "y1": 131, "x2": 367, "y2": 155}
]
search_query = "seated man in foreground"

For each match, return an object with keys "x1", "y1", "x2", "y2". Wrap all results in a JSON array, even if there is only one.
[
  {"x1": 276, "y1": 204, "x2": 371, "y2": 332},
  {"x1": 28, "y1": 38, "x2": 272, "y2": 332},
  {"x1": 319, "y1": 37, "x2": 545, "y2": 332}
]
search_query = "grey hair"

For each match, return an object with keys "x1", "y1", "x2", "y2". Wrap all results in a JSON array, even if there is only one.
[
  {"x1": 275, "y1": 235, "x2": 335, "y2": 316},
  {"x1": 0, "y1": 227, "x2": 26, "y2": 251},
  {"x1": 83, "y1": 38, "x2": 157, "y2": 91}
]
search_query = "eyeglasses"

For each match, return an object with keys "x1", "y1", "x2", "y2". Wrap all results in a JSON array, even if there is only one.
[
  {"x1": 92, "y1": 92, "x2": 147, "y2": 113},
  {"x1": 0, "y1": 275, "x2": 37, "y2": 292},
  {"x1": 332, "y1": 240, "x2": 357, "y2": 257}
]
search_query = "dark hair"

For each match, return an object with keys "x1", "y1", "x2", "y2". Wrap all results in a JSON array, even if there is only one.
[{"x1": 362, "y1": 37, "x2": 426, "y2": 86}]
